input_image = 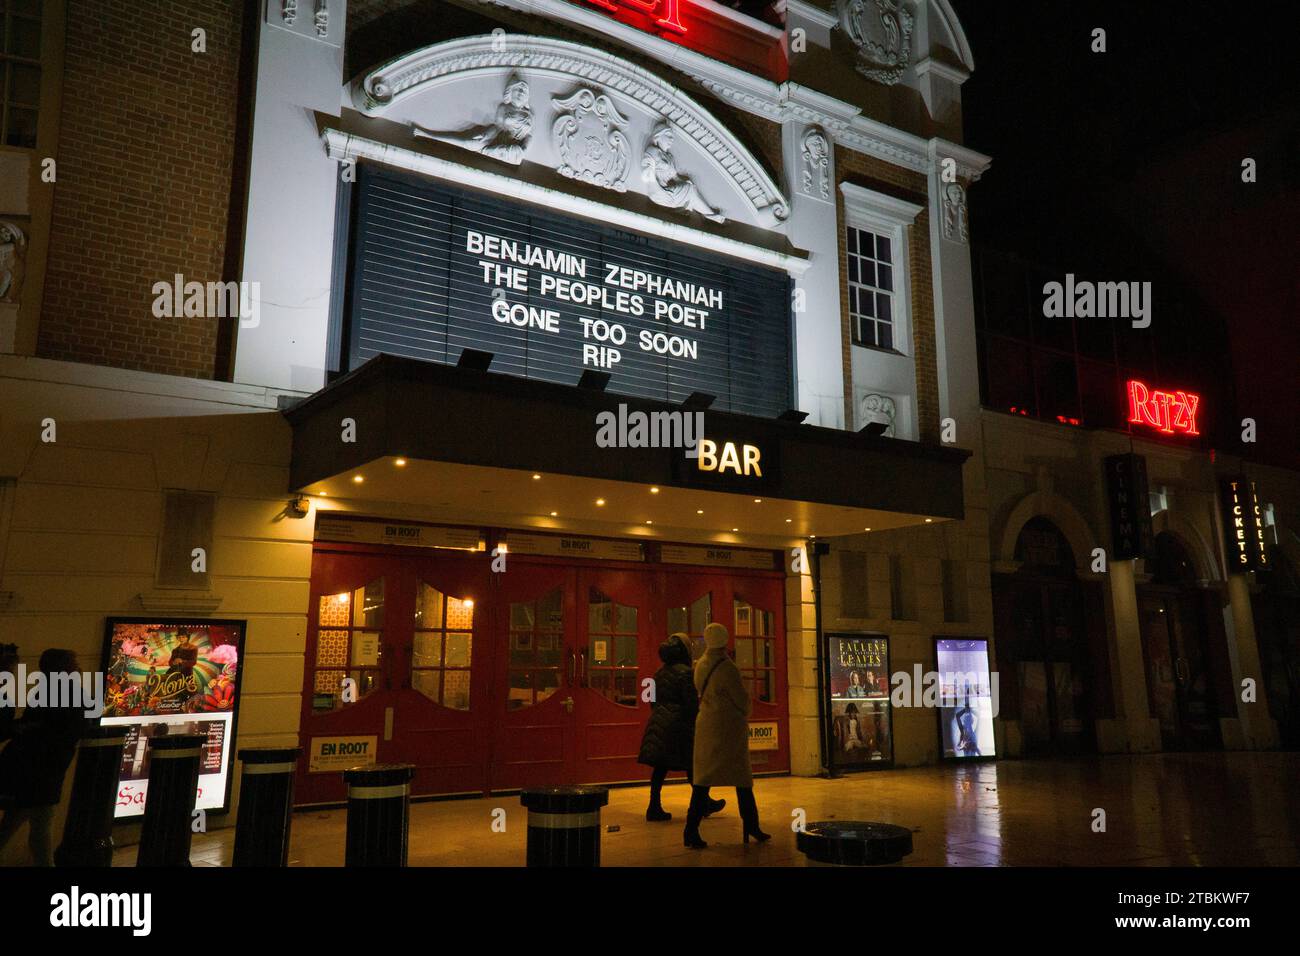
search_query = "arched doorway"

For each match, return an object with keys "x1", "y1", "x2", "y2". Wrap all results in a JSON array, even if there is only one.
[
  {"x1": 1253, "y1": 548, "x2": 1300, "y2": 749},
  {"x1": 992, "y1": 517, "x2": 1105, "y2": 755},
  {"x1": 1137, "y1": 532, "x2": 1224, "y2": 750}
]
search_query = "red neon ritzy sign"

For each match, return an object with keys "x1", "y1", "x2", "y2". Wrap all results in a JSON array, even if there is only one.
[
  {"x1": 583, "y1": 0, "x2": 686, "y2": 34},
  {"x1": 1127, "y1": 379, "x2": 1201, "y2": 436}
]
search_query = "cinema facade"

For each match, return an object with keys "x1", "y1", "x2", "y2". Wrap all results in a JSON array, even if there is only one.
[{"x1": 0, "y1": 0, "x2": 1294, "y2": 828}]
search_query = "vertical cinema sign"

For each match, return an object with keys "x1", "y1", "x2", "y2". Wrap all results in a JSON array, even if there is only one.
[{"x1": 1219, "y1": 476, "x2": 1270, "y2": 571}]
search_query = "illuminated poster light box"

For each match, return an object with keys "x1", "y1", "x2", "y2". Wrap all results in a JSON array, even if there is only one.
[
  {"x1": 935, "y1": 637, "x2": 997, "y2": 760},
  {"x1": 99, "y1": 618, "x2": 246, "y2": 819}
]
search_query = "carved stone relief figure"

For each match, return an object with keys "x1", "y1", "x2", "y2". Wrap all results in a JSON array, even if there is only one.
[
  {"x1": 552, "y1": 87, "x2": 632, "y2": 191},
  {"x1": 836, "y1": 0, "x2": 914, "y2": 85},
  {"x1": 0, "y1": 221, "x2": 26, "y2": 304},
  {"x1": 800, "y1": 126, "x2": 831, "y2": 200},
  {"x1": 413, "y1": 75, "x2": 533, "y2": 166},
  {"x1": 861, "y1": 393, "x2": 897, "y2": 438},
  {"x1": 641, "y1": 122, "x2": 725, "y2": 223},
  {"x1": 314, "y1": 0, "x2": 329, "y2": 38},
  {"x1": 282, "y1": 0, "x2": 297, "y2": 26},
  {"x1": 942, "y1": 182, "x2": 969, "y2": 243}
]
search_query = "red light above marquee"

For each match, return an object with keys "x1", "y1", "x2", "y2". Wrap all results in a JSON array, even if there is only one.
[
  {"x1": 584, "y1": 0, "x2": 686, "y2": 34},
  {"x1": 1127, "y1": 379, "x2": 1201, "y2": 437}
]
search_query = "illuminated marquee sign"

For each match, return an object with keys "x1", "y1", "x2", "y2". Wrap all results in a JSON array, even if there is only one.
[
  {"x1": 583, "y1": 0, "x2": 686, "y2": 33},
  {"x1": 1219, "y1": 476, "x2": 1270, "y2": 571},
  {"x1": 1126, "y1": 379, "x2": 1201, "y2": 437}
]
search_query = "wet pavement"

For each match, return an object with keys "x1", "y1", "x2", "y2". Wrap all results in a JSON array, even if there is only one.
[{"x1": 106, "y1": 752, "x2": 1300, "y2": 867}]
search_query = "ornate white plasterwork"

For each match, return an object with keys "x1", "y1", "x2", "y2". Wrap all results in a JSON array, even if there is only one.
[
  {"x1": 355, "y1": 34, "x2": 789, "y2": 225},
  {"x1": 835, "y1": 0, "x2": 915, "y2": 85},
  {"x1": 941, "y1": 182, "x2": 968, "y2": 243},
  {"x1": 800, "y1": 126, "x2": 831, "y2": 201}
]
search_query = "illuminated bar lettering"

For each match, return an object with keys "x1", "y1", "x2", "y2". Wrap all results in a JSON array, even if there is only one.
[
  {"x1": 1126, "y1": 379, "x2": 1201, "y2": 437},
  {"x1": 583, "y1": 0, "x2": 687, "y2": 34}
]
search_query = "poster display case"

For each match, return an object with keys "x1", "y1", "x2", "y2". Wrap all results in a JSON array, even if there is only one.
[{"x1": 824, "y1": 633, "x2": 893, "y2": 771}]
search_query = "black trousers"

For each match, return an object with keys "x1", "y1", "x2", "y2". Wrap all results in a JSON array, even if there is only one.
[
  {"x1": 648, "y1": 766, "x2": 698, "y2": 808},
  {"x1": 685, "y1": 784, "x2": 758, "y2": 832}
]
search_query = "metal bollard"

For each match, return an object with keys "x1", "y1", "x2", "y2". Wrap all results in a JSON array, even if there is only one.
[
  {"x1": 343, "y1": 764, "x2": 415, "y2": 867},
  {"x1": 135, "y1": 733, "x2": 204, "y2": 867},
  {"x1": 233, "y1": 747, "x2": 302, "y2": 867},
  {"x1": 520, "y1": 786, "x2": 609, "y2": 867},
  {"x1": 795, "y1": 821, "x2": 914, "y2": 866},
  {"x1": 54, "y1": 725, "x2": 130, "y2": 867}
]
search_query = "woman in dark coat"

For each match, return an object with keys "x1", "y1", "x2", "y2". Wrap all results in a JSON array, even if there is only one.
[
  {"x1": 0, "y1": 648, "x2": 87, "y2": 866},
  {"x1": 637, "y1": 634, "x2": 724, "y2": 821}
]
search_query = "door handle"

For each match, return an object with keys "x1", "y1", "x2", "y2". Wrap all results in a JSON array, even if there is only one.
[
  {"x1": 562, "y1": 696, "x2": 574, "y2": 714},
  {"x1": 568, "y1": 650, "x2": 576, "y2": 686},
  {"x1": 579, "y1": 649, "x2": 588, "y2": 687}
]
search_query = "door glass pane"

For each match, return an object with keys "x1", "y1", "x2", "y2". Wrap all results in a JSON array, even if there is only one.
[
  {"x1": 613, "y1": 634, "x2": 637, "y2": 666},
  {"x1": 509, "y1": 587, "x2": 563, "y2": 710},
  {"x1": 413, "y1": 632, "x2": 443, "y2": 667},
  {"x1": 316, "y1": 629, "x2": 348, "y2": 667},
  {"x1": 414, "y1": 582, "x2": 444, "y2": 627},
  {"x1": 412, "y1": 581, "x2": 474, "y2": 709},
  {"x1": 353, "y1": 579, "x2": 385, "y2": 628},
  {"x1": 734, "y1": 597, "x2": 777, "y2": 704},
  {"x1": 587, "y1": 586, "x2": 637, "y2": 708},
  {"x1": 351, "y1": 630, "x2": 382, "y2": 668}
]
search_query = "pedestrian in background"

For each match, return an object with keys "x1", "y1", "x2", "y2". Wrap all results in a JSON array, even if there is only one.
[{"x1": 0, "y1": 648, "x2": 87, "y2": 866}]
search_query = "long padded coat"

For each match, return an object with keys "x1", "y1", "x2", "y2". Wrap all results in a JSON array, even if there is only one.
[
  {"x1": 637, "y1": 660, "x2": 698, "y2": 771},
  {"x1": 691, "y1": 647, "x2": 753, "y2": 788}
]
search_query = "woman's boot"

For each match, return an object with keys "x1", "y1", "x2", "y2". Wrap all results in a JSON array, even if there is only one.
[{"x1": 737, "y1": 787, "x2": 770, "y2": 844}]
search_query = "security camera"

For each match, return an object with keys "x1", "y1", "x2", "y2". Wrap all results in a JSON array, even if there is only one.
[{"x1": 286, "y1": 495, "x2": 310, "y2": 519}]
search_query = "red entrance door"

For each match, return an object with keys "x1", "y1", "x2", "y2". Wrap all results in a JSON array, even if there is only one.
[
  {"x1": 661, "y1": 568, "x2": 790, "y2": 774},
  {"x1": 490, "y1": 563, "x2": 656, "y2": 789},
  {"x1": 296, "y1": 547, "x2": 490, "y2": 803}
]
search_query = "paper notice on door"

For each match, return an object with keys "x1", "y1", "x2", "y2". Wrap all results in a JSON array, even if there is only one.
[
  {"x1": 352, "y1": 632, "x2": 381, "y2": 667},
  {"x1": 593, "y1": 640, "x2": 608, "y2": 663}
]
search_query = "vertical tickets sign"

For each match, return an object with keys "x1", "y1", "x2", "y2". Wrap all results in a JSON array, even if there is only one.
[
  {"x1": 345, "y1": 166, "x2": 793, "y2": 418},
  {"x1": 100, "y1": 618, "x2": 245, "y2": 818},
  {"x1": 1219, "y1": 476, "x2": 1270, "y2": 571},
  {"x1": 1105, "y1": 453, "x2": 1153, "y2": 561}
]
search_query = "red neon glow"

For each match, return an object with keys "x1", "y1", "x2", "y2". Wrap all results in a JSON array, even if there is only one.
[
  {"x1": 1127, "y1": 379, "x2": 1201, "y2": 436},
  {"x1": 584, "y1": 0, "x2": 687, "y2": 34}
]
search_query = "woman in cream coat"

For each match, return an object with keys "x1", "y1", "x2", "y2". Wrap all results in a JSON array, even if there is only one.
[{"x1": 684, "y1": 623, "x2": 771, "y2": 848}]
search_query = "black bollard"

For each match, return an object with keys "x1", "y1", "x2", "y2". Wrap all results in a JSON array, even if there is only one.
[
  {"x1": 135, "y1": 733, "x2": 204, "y2": 867},
  {"x1": 54, "y1": 725, "x2": 131, "y2": 867},
  {"x1": 233, "y1": 747, "x2": 302, "y2": 867},
  {"x1": 520, "y1": 786, "x2": 609, "y2": 867},
  {"x1": 795, "y1": 821, "x2": 914, "y2": 866},
  {"x1": 343, "y1": 764, "x2": 415, "y2": 867}
]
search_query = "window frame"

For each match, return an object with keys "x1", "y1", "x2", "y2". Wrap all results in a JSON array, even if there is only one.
[
  {"x1": 1, "y1": 2, "x2": 43, "y2": 150},
  {"x1": 840, "y1": 182, "x2": 923, "y2": 358}
]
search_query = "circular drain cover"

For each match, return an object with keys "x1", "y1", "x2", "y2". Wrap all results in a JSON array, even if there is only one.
[{"x1": 796, "y1": 821, "x2": 914, "y2": 866}]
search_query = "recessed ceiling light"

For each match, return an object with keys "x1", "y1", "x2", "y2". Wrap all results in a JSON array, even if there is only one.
[
  {"x1": 925, "y1": 518, "x2": 933, "y2": 523},
  {"x1": 753, "y1": 498, "x2": 762, "y2": 503},
  {"x1": 696, "y1": 509, "x2": 704, "y2": 514},
  {"x1": 532, "y1": 474, "x2": 542, "y2": 480},
  {"x1": 352, "y1": 475, "x2": 364, "y2": 483},
  {"x1": 395, "y1": 458, "x2": 407, "y2": 467},
  {"x1": 731, "y1": 528, "x2": 739, "y2": 532},
  {"x1": 650, "y1": 487, "x2": 660, "y2": 494},
  {"x1": 865, "y1": 527, "x2": 872, "y2": 532},
  {"x1": 550, "y1": 511, "x2": 558, "y2": 517},
  {"x1": 596, "y1": 498, "x2": 606, "y2": 506},
  {"x1": 646, "y1": 520, "x2": 653, "y2": 525},
  {"x1": 318, "y1": 491, "x2": 328, "y2": 497},
  {"x1": 785, "y1": 518, "x2": 792, "y2": 523}
]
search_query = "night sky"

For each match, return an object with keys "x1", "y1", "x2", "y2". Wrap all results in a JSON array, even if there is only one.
[{"x1": 951, "y1": 0, "x2": 1299, "y2": 468}]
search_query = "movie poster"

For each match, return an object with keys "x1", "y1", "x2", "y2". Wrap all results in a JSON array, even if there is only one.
[
  {"x1": 936, "y1": 638, "x2": 997, "y2": 759},
  {"x1": 100, "y1": 618, "x2": 245, "y2": 818},
  {"x1": 826, "y1": 634, "x2": 892, "y2": 769}
]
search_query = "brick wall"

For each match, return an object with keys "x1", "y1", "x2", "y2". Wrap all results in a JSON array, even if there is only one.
[
  {"x1": 37, "y1": 0, "x2": 245, "y2": 378},
  {"x1": 834, "y1": 146, "x2": 940, "y2": 442}
]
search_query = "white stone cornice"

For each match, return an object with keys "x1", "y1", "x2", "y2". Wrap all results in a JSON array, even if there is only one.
[
  {"x1": 914, "y1": 56, "x2": 970, "y2": 86},
  {"x1": 928, "y1": 137, "x2": 992, "y2": 182},
  {"x1": 783, "y1": 0, "x2": 839, "y2": 29},
  {"x1": 322, "y1": 128, "x2": 811, "y2": 275},
  {"x1": 840, "y1": 181, "x2": 925, "y2": 225},
  {"x1": 356, "y1": 33, "x2": 789, "y2": 224}
]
